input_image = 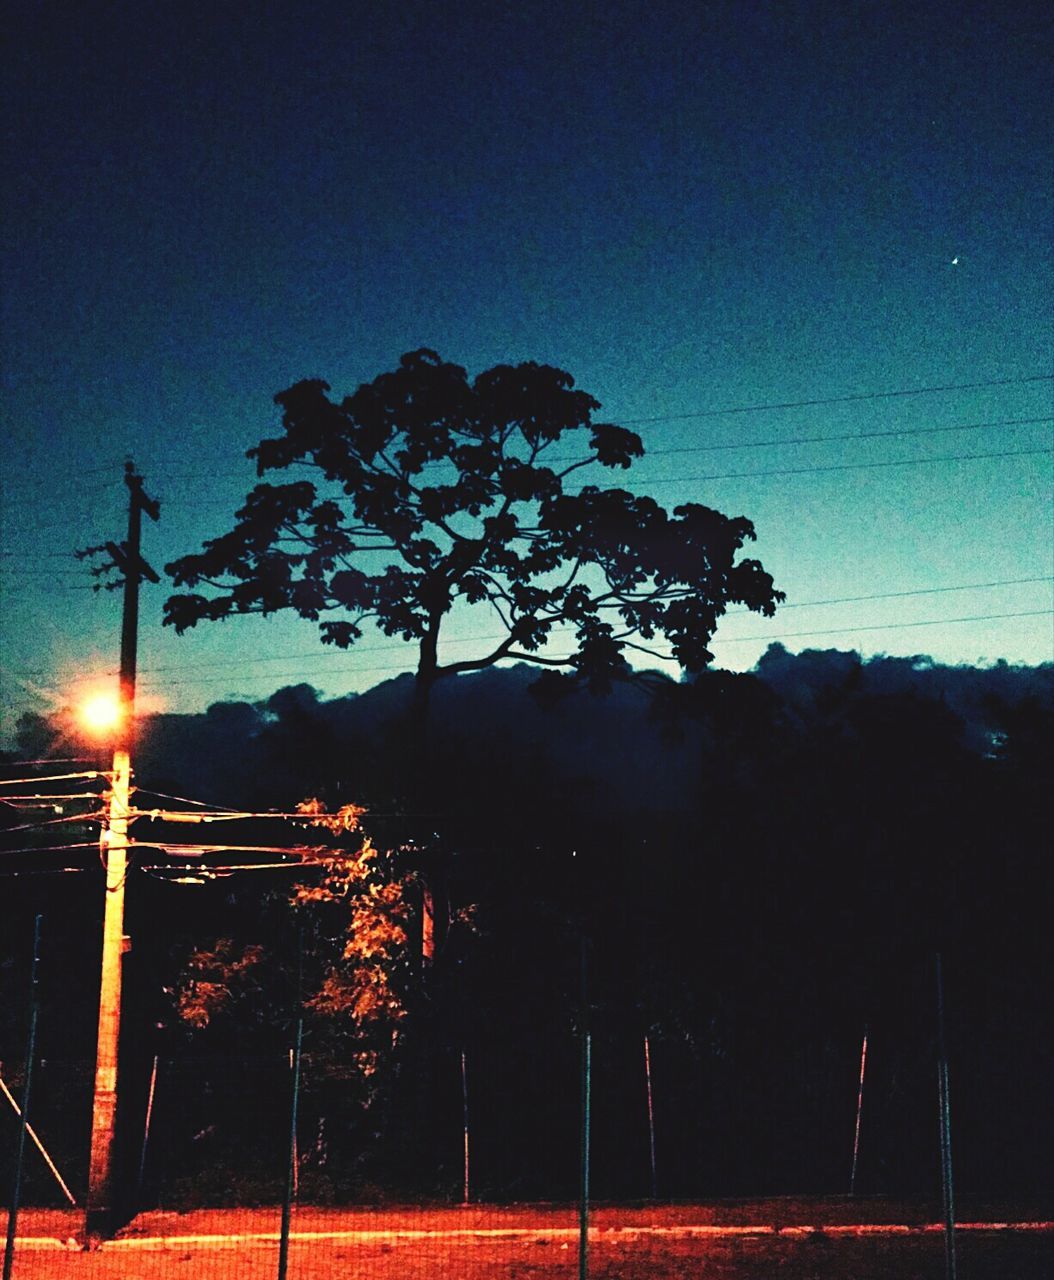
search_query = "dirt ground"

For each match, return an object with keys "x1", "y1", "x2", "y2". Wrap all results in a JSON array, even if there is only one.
[{"x1": 4, "y1": 1200, "x2": 1052, "y2": 1279}]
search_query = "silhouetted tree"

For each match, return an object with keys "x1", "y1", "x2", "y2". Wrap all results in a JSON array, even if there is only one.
[{"x1": 164, "y1": 350, "x2": 782, "y2": 725}]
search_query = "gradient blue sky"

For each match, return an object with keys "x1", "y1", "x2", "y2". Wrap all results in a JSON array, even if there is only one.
[{"x1": 2, "y1": 0, "x2": 1051, "y2": 740}]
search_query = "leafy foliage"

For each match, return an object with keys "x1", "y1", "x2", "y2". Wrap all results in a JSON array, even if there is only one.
[
  {"x1": 292, "y1": 801, "x2": 414, "y2": 1061},
  {"x1": 165, "y1": 350, "x2": 782, "y2": 697},
  {"x1": 170, "y1": 802, "x2": 417, "y2": 1083},
  {"x1": 174, "y1": 938, "x2": 267, "y2": 1030}
]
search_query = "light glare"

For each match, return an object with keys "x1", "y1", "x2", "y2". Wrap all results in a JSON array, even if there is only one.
[{"x1": 81, "y1": 692, "x2": 122, "y2": 734}]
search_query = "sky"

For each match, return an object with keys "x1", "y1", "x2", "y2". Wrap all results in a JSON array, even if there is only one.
[{"x1": 2, "y1": 0, "x2": 1051, "y2": 744}]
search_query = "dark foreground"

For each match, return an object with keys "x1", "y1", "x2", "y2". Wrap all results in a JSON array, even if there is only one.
[{"x1": 4, "y1": 1199, "x2": 1052, "y2": 1278}]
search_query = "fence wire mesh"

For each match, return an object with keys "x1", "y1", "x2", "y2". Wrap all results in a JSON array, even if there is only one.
[{"x1": 3, "y1": 1008, "x2": 1053, "y2": 1277}]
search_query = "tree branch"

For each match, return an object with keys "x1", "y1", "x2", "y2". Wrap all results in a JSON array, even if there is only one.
[
  {"x1": 438, "y1": 633, "x2": 520, "y2": 677},
  {"x1": 502, "y1": 650, "x2": 575, "y2": 667},
  {"x1": 619, "y1": 638, "x2": 675, "y2": 662},
  {"x1": 555, "y1": 456, "x2": 599, "y2": 481}
]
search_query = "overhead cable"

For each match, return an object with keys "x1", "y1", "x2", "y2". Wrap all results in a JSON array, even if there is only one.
[
  {"x1": 1, "y1": 812, "x2": 106, "y2": 835},
  {"x1": 111, "y1": 577, "x2": 1053, "y2": 681},
  {"x1": 130, "y1": 601, "x2": 1054, "y2": 693},
  {"x1": 592, "y1": 445, "x2": 1052, "y2": 489},
  {"x1": 637, "y1": 415, "x2": 1053, "y2": 458},
  {"x1": 0, "y1": 792, "x2": 104, "y2": 803},
  {"x1": 705, "y1": 609, "x2": 1054, "y2": 646},
  {"x1": 132, "y1": 787, "x2": 243, "y2": 812},
  {"x1": 134, "y1": 809, "x2": 335, "y2": 823},
  {"x1": 0, "y1": 842, "x2": 104, "y2": 857},
  {"x1": 619, "y1": 374, "x2": 1054, "y2": 425},
  {"x1": 126, "y1": 842, "x2": 323, "y2": 856},
  {"x1": 0, "y1": 772, "x2": 104, "y2": 787},
  {"x1": 0, "y1": 757, "x2": 94, "y2": 766}
]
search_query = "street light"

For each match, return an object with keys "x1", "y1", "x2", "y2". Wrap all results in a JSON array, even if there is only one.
[
  {"x1": 80, "y1": 693, "x2": 123, "y2": 738},
  {"x1": 76, "y1": 685, "x2": 134, "y2": 1239}
]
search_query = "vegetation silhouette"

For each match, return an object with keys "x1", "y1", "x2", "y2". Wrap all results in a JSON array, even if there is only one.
[
  {"x1": 2, "y1": 651, "x2": 1051, "y2": 1202},
  {"x1": 164, "y1": 349, "x2": 783, "y2": 724},
  {"x1": 161, "y1": 348, "x2": 786, "y2": 1036}
]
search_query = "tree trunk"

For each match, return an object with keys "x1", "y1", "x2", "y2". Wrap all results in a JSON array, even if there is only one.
[{"x1": 411, "y1": 625, "x2": 442, "y2": 962}]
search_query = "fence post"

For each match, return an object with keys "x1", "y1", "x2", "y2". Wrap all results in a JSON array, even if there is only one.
[
  {"x1": 278, "y1": 932, "x2": 304, "y2": 1280},
  {"x1": 849, "y1": 1027, "x2": 868, "y2": 1195},
  {"x1": 289, "y1": 1049, "x2": 299, "y2": 1202},
  {"x1": 461, "y1": 1049, "x2": 470, "y2": 1205},
  {"x1": 3, "y1": 915, "x2": 42, "y2": 1280},
  {"x1": 644, "y1": 1035, "x2": 658, "y2": 1199},
  {"x1": 136, "y1": 1054, "x2": 159, "y2": 1208},
  {"x1": 578, "y1": 938, "x2": 591, "y2": 1280},
  {"x1": 935, "y1": 954, "x2": 957, "y2": 1280}
]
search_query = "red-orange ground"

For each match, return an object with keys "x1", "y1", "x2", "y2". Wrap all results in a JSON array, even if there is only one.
[{"x1": 4, "y1": 1199, "x2": 1052, "y2": 1278}]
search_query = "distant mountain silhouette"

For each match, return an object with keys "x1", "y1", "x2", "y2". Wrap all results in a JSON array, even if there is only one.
[{"x1": 126, "y1": 646, "x2": 1052, "y2": 819}]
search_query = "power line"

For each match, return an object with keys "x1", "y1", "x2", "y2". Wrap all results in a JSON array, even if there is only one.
[
  {"x1": 139, "y1": 862, "x2": 308, "y2": 876},
  {"x1": 0, "y1": 584, "x2": 99, "y2": 593},
  {"x1": 0, "y1": 757, "x2": 95, "y2": 766},
  {"x1": 707, "y1": 609, "x2": 1054, "y2": 646},
  {"x1": 0, "y1": 812, "x2": 106, "y2": 835},
  {"x1": 4, "y1": 375, "x2": 1049, "y2": 495},
  {"x1": 5, "y1": 418, "x2": 1052, "y2": 539},
  {"x1": 766, "y1": 578, "x2": 1052, "y2": 611},
  {"x1": 116, "y1": 793, "x2": 420, "y2": 821},
  {"x1": 4, "y1": 578, "x2": 1050, "y2": 686},
  {"x1": 600, "y1": 446, "x2": 1052, "y2": 489},
  {"x1": 114, "y1": 576, "x2": 1052, "y2": 678},
  {"x1": 0, "y1": 552, "x2": 94, "y2": 561},
  {"x1": 0, "y1": 866, "x2": 100, "y2": 878},
  {"x1": 130, "y1": 607, "x2": 1054, "y2": 693},
  {"x1": 133, "y1": 787, "x2": 242, "y2": 812},
  {"x1": 122, "y1": 842, "x2": 320, "y2": 856},
  {"x1": 637, "y1": 415, "x2": 1052, "y2": 459},
  {"x1": 0, "y1": 573, "x2": 92, "y2": 583},
  {"x1": 9, "y1": 370, "x2": 1050, "y2": 476},
  {"x1": 135, "y1": 808, "x2": 329, "y2": 823},
  {"x1": 305, "y1": 442, "x2": 1051, "y2": 504},
  {"x1": 0, "y1": 843, "x2": 103, "y2": 857},
  {"x1": 618, "y1": 374, "x2": 1054, "y2": 426},
  {"x1": 0, "y1": 792, "x2": 103, "y2": 802},
  {"x1": 0, "y1": 771, "x2": 105, "y2": 787},
  {"x1": 102, "y1": 413, "x2": 1054, "y2": 484}
]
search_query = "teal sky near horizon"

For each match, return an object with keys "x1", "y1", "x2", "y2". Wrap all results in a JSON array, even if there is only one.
[{"x1": 2, "y1": 0, "x2": 1051, "y2": 743}]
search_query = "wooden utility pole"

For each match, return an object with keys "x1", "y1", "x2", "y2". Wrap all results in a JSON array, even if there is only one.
[{"x1": 85, "y1": 464, "x2": 158, "y2": 1239}]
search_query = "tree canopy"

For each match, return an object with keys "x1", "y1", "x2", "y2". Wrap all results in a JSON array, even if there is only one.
[{"x1": 164, "y1": 350, "x2": 782, "y2": 701}]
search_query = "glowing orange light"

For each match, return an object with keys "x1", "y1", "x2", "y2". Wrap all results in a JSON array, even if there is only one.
[{"x1": 81, "y1": 692, "x2": 123, "y2": 735}]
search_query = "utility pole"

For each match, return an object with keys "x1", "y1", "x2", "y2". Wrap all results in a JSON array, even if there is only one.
[{"x1": 85, "y1": 463, "x2": 159, "y2": 1239}]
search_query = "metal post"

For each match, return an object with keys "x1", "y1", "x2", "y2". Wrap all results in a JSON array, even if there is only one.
[
  {"x1": 288, "y1": 1049, "x2": 299, "y2": 1201},
  {"x1": 644, "y1": 1035, "x2": 658, "y2": 1199},
  {"x1": 136, "y1": 1055, "x2": 159, "y2": 1206},
  {"x1": 278, "y1": 935, "x2": 304, "y2": 1280},
  {"x1": 578, "y1": 939, "x2": 591, "y2": 1280},
  {"x1": 3, "y1": 915, "x2": 42, "y2": 1280},
  {"x1": 461, "y1": 1049, "x2": 470, "y2": 1205},
  {"x1": 849, "y1": 1027, "x2": 868, "y2": 1195},
  {"x1": 935, "y1": 954, "x2": 957, "y2": 1280}
]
